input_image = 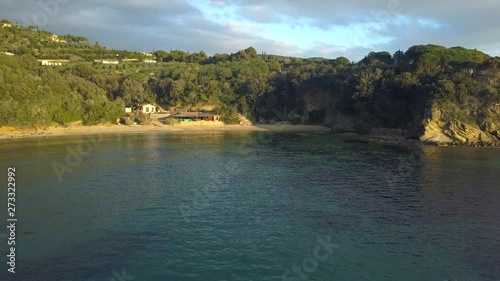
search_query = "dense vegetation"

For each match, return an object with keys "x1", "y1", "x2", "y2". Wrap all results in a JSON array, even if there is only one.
[{"x1": 1, "y1": 20, "x2": 499, "y2": 137}]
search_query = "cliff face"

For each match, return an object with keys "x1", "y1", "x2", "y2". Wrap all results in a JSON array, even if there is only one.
[
  {"x1": 419, "y1": 104, "x2": 500, "y2": 146},
  {"x1": 321, "y1": 93, "x2": 500, "y2": 146},
  {"x1": 263, "y1": 46, "x2": 499, "y2": 148}
]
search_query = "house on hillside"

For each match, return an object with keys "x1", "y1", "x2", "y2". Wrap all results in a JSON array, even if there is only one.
[
  {"x1": 174, "y1": 112, "x2": 220, "y2": 122},
  {"x1": 125, "y1": 107, "x2": 133, "y2": 113},
  {"x1": 38, "y1": 59, "x2": 70, "y2": 66},
  {"x1": 141, "y1": 52, "x2": 153, "y2": 57},
  {"x1": 95, "y1": 59, "x2": 120, "y2": 64},
  {"x1": 1, "y1": 23, "x2": 12, "y2": 28},
  {"x1": 47, "y1": 34, "x2": 66, "y2": 43},
  {"x1": 1, "y1": 51, "x2": 15, "y2": 56},
  {"x1": 122, "y1": 59, "x2": 139, "y2": 63},
  {"x1": 142, "y1": 59, "x2": 157, "y2": 63},
  {"x1": 138, "y1": 104, "x2": 157, "y2": 114}
]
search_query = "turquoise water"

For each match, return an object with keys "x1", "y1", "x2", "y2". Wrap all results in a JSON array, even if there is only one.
[{"x1": 0, "y1": 132, "x2": 499, "y2": 281}]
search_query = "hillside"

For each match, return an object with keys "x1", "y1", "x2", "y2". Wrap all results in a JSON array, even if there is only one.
[{"x1": 0, "y1": 19, "x2": 499, "y2": 146}]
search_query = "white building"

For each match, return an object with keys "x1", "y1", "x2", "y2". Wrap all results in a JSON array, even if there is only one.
[
  {"x1": 95, "y1": 59, "x2": 120, "y2": 64},
  {"x1": 138, "y1": 104, "x2": 156, "y2": 114},
  {"x1": 1, "y1": 51, "x2": 15, "y2": 56},
  {"x1": 1, "y1": 22, "x2": 19, "y2": 28},
  {"x1": 125, "y1": 107, "x2": 133, "y2": 113},
  {"x1": 38, "y1": 59, "x2": 70, "y2": 66},
  {"x1": 102, "y1": 59, "x2": 119, "y2": 64},
  {"x1": 142, "y1": 59, "x2": 157, "y2": 63},
  {"x1": 46, "y1": 34, "x2": 66, "y2": 43}
]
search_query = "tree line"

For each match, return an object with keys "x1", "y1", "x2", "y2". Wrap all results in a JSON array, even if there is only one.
[{"x1": 0, "y1": 22, "x2": 498, "y2": 131}]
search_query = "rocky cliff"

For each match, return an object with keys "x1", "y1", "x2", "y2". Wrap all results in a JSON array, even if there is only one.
[
  {"x1": 322, "y1": 94, "x2": 500, "y2": 146},
  {"x1": 419, "y1": 104, "x2": 500, "y2": 146}
]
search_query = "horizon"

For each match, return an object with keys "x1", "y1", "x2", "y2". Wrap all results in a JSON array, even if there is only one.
[{"x1": 1, "y1": 0, "x2": 499, "y2": 61}]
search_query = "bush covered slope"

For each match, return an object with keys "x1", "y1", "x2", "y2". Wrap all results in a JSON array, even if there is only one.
[
  {"x1": 0, "y1": 21, "x2": 499, "y2": 145},
  {"x1": 0, "y1": 55, "x2": 123, "y2": 126}
]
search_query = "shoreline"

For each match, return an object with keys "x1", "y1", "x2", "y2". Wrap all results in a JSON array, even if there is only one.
[
  {"x1": 334, "y1": 132, "x2": 500, "y2": 148},
  {"x1": 1, "y1": 124, "x2": 498, "y2": 148},
  {"x1": 0, "y1": 124, "x2": 331, "y2": 140},
  {"x1": 334, "y1": 132, "x2": 423, "y2": 148}
]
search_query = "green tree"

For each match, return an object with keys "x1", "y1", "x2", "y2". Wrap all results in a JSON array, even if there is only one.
[{"x1": 154, "y1": 50, "x2": 168, "y2": 62}]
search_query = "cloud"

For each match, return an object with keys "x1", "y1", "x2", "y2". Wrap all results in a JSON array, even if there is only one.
[{"x1": 0, "y1": 0, "x2": 498, "y2": 60}]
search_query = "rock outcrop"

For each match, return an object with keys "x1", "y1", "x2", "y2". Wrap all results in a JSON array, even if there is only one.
[
  {"x1": 419, "y1": 105, "x2": 500, "y2": 146},
  {"x1": 325, "y1": 99, "x2": 500, "y2": 146},
  {"x1": 238, "y1": 114, "x2": 253, "y2": 126}
]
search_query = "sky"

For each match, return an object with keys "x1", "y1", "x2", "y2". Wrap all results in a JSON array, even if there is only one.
[{"x1": 1, "y1": 0, "x2": 499, "y2": 60}]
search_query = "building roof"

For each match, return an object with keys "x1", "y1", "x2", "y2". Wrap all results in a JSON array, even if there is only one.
[
  {"x1": 94, "y1": 59, "x2": 119, "y2": 62},
  {"x1": 175, "y1": 112, "x2": 218, "y2": 118},
  {"x1": 37, "y1": 59, "x2": 70, "y2": 62}
]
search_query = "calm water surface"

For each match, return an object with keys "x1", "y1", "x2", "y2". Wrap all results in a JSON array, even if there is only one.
[{"x1": 0, "y1": 132, "x2": 499, "y2": 281}]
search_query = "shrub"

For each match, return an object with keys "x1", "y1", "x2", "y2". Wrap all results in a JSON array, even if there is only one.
[
  {"x1": 289, "y1": 115, "x2": 302, "y2": 125},
  {"x1": 162, "y1": 118, "x2": 179, "y2": 125},
  {"x1": 133, "y1": 112, "x2": 152, "y2": 125},
  {"x1": 120, "y1": 117, "x2": 133, "y2": 125}
]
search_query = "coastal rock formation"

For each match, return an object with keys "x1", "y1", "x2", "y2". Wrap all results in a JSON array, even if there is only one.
[
  {"x1": 419, "y1": 105, "x2": 500, "y2": 146},
  {"x1": 238, "y1": 114, "x2": 253, "y2": 126},
  {"x1": 325, "y1": 100, "x2": 500, "y2": 146}
]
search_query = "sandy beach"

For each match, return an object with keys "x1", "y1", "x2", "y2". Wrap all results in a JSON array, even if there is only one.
[{"x1": 0, "y1": 123, "x2": 331, "y2": 140}]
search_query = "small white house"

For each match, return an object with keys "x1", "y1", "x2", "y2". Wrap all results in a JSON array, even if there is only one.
[
  {"x1": 1, "y1": 23, "x2": 12, "y2": 28},
  {"x1": 138, "y1": 104, "x2": 156, "y2": 114},
  {"x1": 102, "y1": 59, "x2": 119, "y2": 64},
  {"x1": 122, "y1": 59, "x2": 139, "y2": 63},
  {"x1": 46, "y1": 34, "x2": 66, "y2": 43},
  {"x1": 1, "y1": 51, "x2": 15, "y2": 56},
  {"x1": 38, "y1": 59, "x2": 70, "y2": 66},
  {"x1": 41, "y1": 60, "x2": 62, "y2": 66},
  {"x1": 142, "y1": 59, "x2": 157, "y2": 63},
  {"x1": 95, "y1": 59, "x2": 119, "y2": 64},
  {"x1": 125, "y1": 107, "x2": 133, "y2": 113}
]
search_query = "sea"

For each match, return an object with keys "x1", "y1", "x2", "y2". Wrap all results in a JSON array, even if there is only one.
[{"x1": 0, "y1": 131, "x2": 499, "y2": 281}]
